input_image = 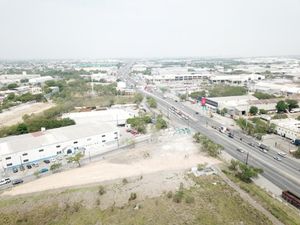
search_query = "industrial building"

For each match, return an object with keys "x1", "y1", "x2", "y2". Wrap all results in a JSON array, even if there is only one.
[
  {"x1": 0, "y1": 123, "x2": 119, "y2": 171},
  {"x1": 209, "y1": 74, "x2": 265, "y2": 85},
  {"x1": 272, "y1": 118, "x2": 300, "y2": 141},
  {"x1": 205, "y1": 95, "x2": 258, "y2": 115}
]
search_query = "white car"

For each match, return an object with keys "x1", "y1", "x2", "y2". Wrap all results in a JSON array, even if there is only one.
[
  {"x1": 0, "y1": 178, "x2": 11, "y2": 186},
  {"x1": 277, "y1": 152, "x2": 287, "y2": 157},
  {"x1": 273, "y1": 156, "x2": 282, "y2": 161}
]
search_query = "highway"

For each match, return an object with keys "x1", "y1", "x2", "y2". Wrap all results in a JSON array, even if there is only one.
[{"x1": 118, "y1": 62, "x2": 300, "y2": 196}]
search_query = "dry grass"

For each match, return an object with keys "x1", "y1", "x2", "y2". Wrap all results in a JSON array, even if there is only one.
[
  {"x1": 223, "y1": 170, "x2": 300, "y2": 225},
  {"x1": 0, "y1": 176, "x2": 272, "y2": 225}
]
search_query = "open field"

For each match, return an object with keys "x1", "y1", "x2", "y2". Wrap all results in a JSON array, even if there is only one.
[
  {"x1": 2, "y1": 135, "x2": 220, "y2": 196},
  {"x1": 0, "y1": 102, "x2": 55, "y2": 126},
  {"x1": 0, "y1": 175, "x2": 273, "y2": 225}
]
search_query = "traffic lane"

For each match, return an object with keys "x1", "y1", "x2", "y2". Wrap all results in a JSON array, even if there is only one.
[
  {"x1": 200, "y1": 126, "x2": 300, "y2": 196},
  {"x1": 230, "y1": 132, "x2": 300, "y2": 173},
  {"x1": 194, "y1": 122, "x2": 300, "y2": 184},
  {"x1": 159, "y1": 95, "x2": 300, "y2": 172}
]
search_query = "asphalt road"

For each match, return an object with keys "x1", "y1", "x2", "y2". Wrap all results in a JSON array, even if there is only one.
[
  {"x1": 145, "y1": 89, "x2": 300, "y2": 196},
  {"x1": 118, "y1": 63, "x2": 300, "y2": 196}
]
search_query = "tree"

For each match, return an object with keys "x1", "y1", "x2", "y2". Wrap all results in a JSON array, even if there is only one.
[
  {"x1": 220, "y1": 108, "x2": 228, "y2": 116},
  {"x1": 147, "y1": 97, "x2": 157, "y2": 108},
  {"x1": 179, "y1": 94, "x2": 187, "y2": 101},
  {"x1": 68, "y1": 152, "x2": 84, "y2": 167},
  {"x1": 16, "y1": 123, "x2": 28, "y2": 134},
  {"x1": 133, "y1": 93, "x2": 143, "y2": 104},
  {"x1": 50, "y1": 163, "x2": 62, "y2": 172},
  {"x1": 7, "y1": 83, "x2": 18, "y2": 89},
  {"x1": 285, "y1": 99, "x2": 299, "y2": 111},
  {"x1": 156, "y1": 115, "x2": 167, "y2": 130},
  {"x1": 276, "y1": 100, "x2": 288, "y2": 113},
  {"x1": 249, "y1": 106, "x2": 258, "y2": 115}
]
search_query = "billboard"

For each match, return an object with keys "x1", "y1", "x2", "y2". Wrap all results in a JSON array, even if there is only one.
[{"x1": 201, "y1": 97, "x2": 206, "y2": 106}]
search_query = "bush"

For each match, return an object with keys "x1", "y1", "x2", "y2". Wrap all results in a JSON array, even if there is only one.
[
  {"x1": 259, "y1": 109, "x2": 267, "y2": 114},
  {"x1": 253, "y1": 92, "x2": 276, "y2": 99},
  {"x1": 173, "y1": 191, "x2": 184, "y2": 203},
  {"x1": 146, "y1": 97, "x2": 157, "y2": 108},
  {"x1": 129, "y1": 192, "x2": 137, "y2": 201},
  {"x1": 122, "y1": 178, "x2": 128, "y2": 185},
  {"x1": 98, "y1": 185, "x2": 106, "y2": 195},
  {"x1": 50, "y1": 163, "x2": 62, "y2": 172},
  {"x1": 156, "y1": 115, "x2": 167, "y2": 130},
  {"x1": 185, "y1": 195, "x2": 195, "y2": 204},
  {"x1": 167, "y1": 191, "x2": 173, "y2": 199}
]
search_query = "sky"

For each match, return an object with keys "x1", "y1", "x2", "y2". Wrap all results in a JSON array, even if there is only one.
[{"x1": 0, "y1": 0, "x2": 300, "y2": 59}]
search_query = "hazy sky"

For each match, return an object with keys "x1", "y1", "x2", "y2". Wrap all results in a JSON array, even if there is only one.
[{"x1": 0, "y1": 0, "x2": 300, "y2": 59}]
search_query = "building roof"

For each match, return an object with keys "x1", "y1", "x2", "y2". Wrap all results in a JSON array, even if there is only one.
[
  {"x1": 0, "y1": 122, "x2": 116, "y2": 156},
  {"x1": 271, "y1": 118, "x2": 300, "y2": 133}
]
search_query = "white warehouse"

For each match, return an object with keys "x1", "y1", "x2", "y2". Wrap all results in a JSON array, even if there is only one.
[
  {"x1": 271, "y1": 118, "x2": 300, "y2": 141},
  {"x1": 0, "y1": 123, "x2": 119, "y2": 171}
]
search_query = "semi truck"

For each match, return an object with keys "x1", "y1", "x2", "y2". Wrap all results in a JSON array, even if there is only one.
[{"x1": 282, "y1": 190, "x2": 300, "y2": 209}]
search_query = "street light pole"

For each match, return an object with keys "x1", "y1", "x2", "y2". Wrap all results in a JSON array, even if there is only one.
[{"x1": 245, "y1": 152, "x2": 249, "y2": 165}]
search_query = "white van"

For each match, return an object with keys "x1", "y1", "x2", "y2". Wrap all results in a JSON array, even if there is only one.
[{"x1": 0, "y1": 178, "x2": 11, "y2": 186}]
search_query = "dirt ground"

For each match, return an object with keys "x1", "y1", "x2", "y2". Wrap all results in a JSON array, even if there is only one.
[
  {"x1": 0, "y1": 102, "x2": 55, "y2": 126},
  {"x1": 2, "y1": 135, "x2": 220, "y2": 196}
]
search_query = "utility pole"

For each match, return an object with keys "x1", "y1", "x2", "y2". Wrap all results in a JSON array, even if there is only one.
[{"x1": 245, "y1": 152, "x2": 249, "y2": 165}]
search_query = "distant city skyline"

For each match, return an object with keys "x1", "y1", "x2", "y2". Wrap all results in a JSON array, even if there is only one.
[{"x1": 0, "y1": 0, "x2": 300, "y2": 59}]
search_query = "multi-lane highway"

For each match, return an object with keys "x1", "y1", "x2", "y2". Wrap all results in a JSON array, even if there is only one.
[{"x1": 119, "y1": 62, "x2": 300, "y2": 196}]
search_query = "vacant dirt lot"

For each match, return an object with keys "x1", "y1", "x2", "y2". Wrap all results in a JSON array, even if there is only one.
[
  {"x1": 2, "y1": 135, "x2": 220, "y2": 196},
  {"x1": 0, "y1": 102, "x2": 55, "y2": 126}
]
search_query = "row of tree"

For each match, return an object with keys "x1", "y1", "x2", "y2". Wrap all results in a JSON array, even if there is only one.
[{"x1": 249, "y1": 99, "x2": 299, "y2": 115}]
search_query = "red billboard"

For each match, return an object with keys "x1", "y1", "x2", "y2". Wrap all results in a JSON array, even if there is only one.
[{"x1": 201, "y1": 97, "x2": 206, "y2": 106}]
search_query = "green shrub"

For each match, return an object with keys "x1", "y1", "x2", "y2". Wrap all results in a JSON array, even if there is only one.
[
  {"x1": 167, "y1": 191, "x2": 173, "y2": 199},
  {"x1": 185, "y1": 195, "x2": 195, "y2": 204},
  {"x1": 98, "y1": 185, "x2": 106, "y2": 195},
  {"x1": 129, "y1": 192, "x2": 137, "y2": 201}
]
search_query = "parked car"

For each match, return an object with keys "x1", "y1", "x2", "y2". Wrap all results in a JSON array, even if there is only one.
[
  {"x1": 32, "y1": 163, "x2": 39, "y2": 167},
  {"x1": 12, "y1": 167, "x2": 18, "y2": 173},
  {"x1": 51, "y1": 158, "x2": 56, "y2": 163},
  {"x1": 39, "y1": 168, "x2": 49, "y2": 173},
  {"x1": 26, "y1": 164, "x2": 32, "y2": 169},
  {"x1": 43, "y1": 159, "x2": 50, "y2": 164},
  {"x1": 12, "y1": 179, "x2": 23, "y2": 185},
  {"x1": 0, "y1": 178, "x2": 11, "y2": 186}
]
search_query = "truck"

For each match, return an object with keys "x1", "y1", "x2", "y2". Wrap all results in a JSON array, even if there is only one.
[
  {"x1": 291, "y1": 139, "x2": 300, "y2": 146},
  {"x1": 282, "y1": 190, "x2": 300, "y2": 209},
  {"x1": 258, "y1": 143, "x2": 269, "y2": 151}
]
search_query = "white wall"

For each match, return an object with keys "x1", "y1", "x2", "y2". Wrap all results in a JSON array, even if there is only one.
[{"x1": 0, "y1": 130, "x2": 119, "y2": 170}]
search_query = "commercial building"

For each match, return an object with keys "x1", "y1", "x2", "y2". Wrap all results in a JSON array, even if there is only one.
[
  {"x1": 209, "y1": 74, "x2": 265, "y2": 85},
  {"x1": 271, "y1": 118, "x2": 300, "y2": 141},
  {"x1": 205, "y1": 95, "x2": 258, "y2": 115},
  {"x1": 0, "y1": 123, "x2": 119, "y2": 171},
  {"x1": 29, "y1": 76, "x2": 53, "y2": 84}
]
